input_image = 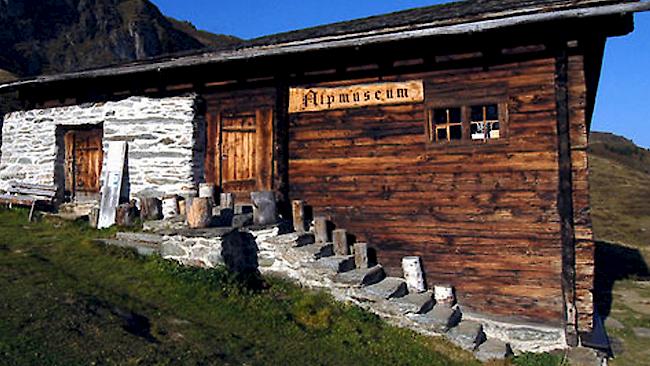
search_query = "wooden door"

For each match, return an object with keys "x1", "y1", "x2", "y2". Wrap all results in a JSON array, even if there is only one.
[
  {"x1": 204, "y1": 109, "x2": 273, "y2": 200},
  {"x1": 220, "y1": 113, "x2": 257, "y2": 193},
  {"x1": 64, "y1": 127, "x2": 103, "y2": 198}
]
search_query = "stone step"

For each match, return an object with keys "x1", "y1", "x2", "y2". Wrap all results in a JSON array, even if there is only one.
[
  {"x1": 410, "y1": 305, "x2": 462, "y2": 332},
  {"x1": 334, "y1": 265, "x2": 386, "y2": 287},
  {"x1": 116, "y1": 232, "x2": 164, "y2": 244},
  {"x1": 96, "y1": 239, "x2": 160, "y2": 257},
  {"x1": 356, "y1": 277, "x2": 408, "y2": 301},
  {"x1": 382, "y1": 291, "x2": 435, "y2": 315},
  {"x1": 310, "y1": 255, "x2": 356, "y2": 274},
  {"x1": 446, "y1": 320, "x2": 486, "y2": 351},
  {"x1": 295, "y1": 242, "x2": 334, "y2": 260},
  {"x1": 474, "y1": 339, "x2": 512, "y2": 362}
]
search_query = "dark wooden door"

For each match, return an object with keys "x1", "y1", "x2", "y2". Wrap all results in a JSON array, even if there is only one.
[{"x1": 64, "y1": 127, "x2": 103, "y2": 198}]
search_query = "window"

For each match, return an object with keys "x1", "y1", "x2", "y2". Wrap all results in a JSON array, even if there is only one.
[
  {"x1": 427, "y1": 103, "x2": 505, "y2": 144},
  {"x1": 470, "y1": 104, "x2": 500, "y2": 141},
  {"x1": 429, "y1": 107, "x2": 463, "y2": 142}
]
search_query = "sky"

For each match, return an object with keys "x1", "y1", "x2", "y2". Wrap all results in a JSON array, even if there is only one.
[{"x1": 151, "y1": 0, "x2": 650, "y2": 148}]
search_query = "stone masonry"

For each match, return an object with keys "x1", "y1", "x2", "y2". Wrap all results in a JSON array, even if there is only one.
[{"x1": 0, "y1": 95, "x2": 204, "y2": 197}]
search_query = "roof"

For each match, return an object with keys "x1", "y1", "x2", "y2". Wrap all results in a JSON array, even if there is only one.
[{"x1": 1, "y1": 0, "x2": 648, "y2": 92}]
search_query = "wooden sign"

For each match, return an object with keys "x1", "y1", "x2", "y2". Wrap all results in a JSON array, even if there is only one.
[
  {"x1": 289, "y1": 80, "x2": 424, "y2": 113},
  {"x1": 97, "y1": 141, "x2": 127, "y2": 229}
]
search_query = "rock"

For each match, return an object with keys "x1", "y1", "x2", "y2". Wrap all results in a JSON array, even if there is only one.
[
  {"x1": 567, "y1": 347, "x2": 607, "y2": 366},
  {"x1": 387, "y1": 291, "x2": 435, "y2": 315},
  {"x1": 334, "y1": 265, "x2": 386, "y2": 287},
  {"x1": 605, "y1": 316, "x2": 625, "y2": 330},
  {"x1": 231, "y1": 213, "x2": 254, "y2": 228},
  {"x1": 294, "y1": 233, "x2": 315, "y2": 247},
  {"x1": 295, "y1": 242, "x2": 334, "y2": 260},
  {"x1": 221, "y1": 231, "x2": 259, "y2": 276},
  {"x1": 411, "y1": 305, "x2": 461, "y2": 332},
  {"x1": 633, "y1": 327, "x2": 650, "y2": 338},
  {"x1": 447, "y1": 320, "x2": 486, "y2": 351},
  {"x1": 161, "y1": 241, "x2": 188, "y2": 258},
  {"x1": 251, "y1": 191, "x2": 278, "y2": 226},
  {"x1": 311, "y1": 255, "x2": 356, "y2": 274},
  {"x1": 609, "y1": 336, "x2": 625, "y2": 357},
  {"x1": 474, "y1": 339, "x2": 512, "y2": 362},
  {"x1": 358, "y1": 277, "x2": 408, "y2": 301},
  {"x1": 98, "y1": 239, "x2": 159, "y2": 257},
  {"x1": 116, "y1": 232, "x2": 164, "y2": 244}
]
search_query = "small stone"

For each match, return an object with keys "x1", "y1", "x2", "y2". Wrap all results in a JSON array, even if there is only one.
[
  {"x1": 633, "y1": 327, "x2": 650, "y2": 338},
  {"x1": 411, "y1": 305, "x2": 461, "y2": 332},
  {"x1": 605, "y1": 317, "x2": 625, "y2": 330},
  {"x1": 334, "y1": 265, "x2": 385, "y2": 287},
  {"x1": 474, "y1": 339, "x2": 512, "y2": 362},
  {"x1": 447, "y1": 320, "x2": 486, "y2": 351},
  {"x1": 359, "y1": 277, "x2": 408, "y2": 300},
  {"x1": 386, "y1": 291, "x2": 435, "y2": 315}
]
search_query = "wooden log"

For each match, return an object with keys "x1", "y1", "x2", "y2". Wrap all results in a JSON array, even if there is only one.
[
  {"x1": 314, "y1": 216, "x2": 329, "y2": 243},
  {"x1": 332, "y1": 229, "x2": 349, "y2": 256},
  {"x1": 187, "y1": 197, "x2": 212, "y2": 229},
  {"x1": 354, "y1": 242, "x2": 369, "y2": 269},
  {"x1": 116, "y1": 201, "x2": 139, "y2": 227},
  {"x1": 292, "y1": 200, "x2": 306, "y2": 234},
  {"x1": 220, "y1": 193, "x2": 235, "y2": 210},
  {"x1": 139, "y1": 197, "x2": 162, "y2": 221}
]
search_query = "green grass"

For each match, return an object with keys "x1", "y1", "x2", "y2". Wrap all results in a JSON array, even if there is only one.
[{"x1": 0, "y1": 208, "x2": 483, "y2": 366}]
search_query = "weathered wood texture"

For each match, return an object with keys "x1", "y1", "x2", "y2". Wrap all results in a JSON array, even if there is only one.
[
  {"x1": 288, "y1": 56, "x2": 573, "y2": 325},
  {"x1": 203, "y1": 88, "x2": 276, "y2": 203},
  {"x1": 64, "y1": 127, "x2": 103, "y2": 196}
]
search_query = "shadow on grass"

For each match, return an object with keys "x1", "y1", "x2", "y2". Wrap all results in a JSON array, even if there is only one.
[{"x1": 594, "y1": 240, "x2": 650, "y2": 319}]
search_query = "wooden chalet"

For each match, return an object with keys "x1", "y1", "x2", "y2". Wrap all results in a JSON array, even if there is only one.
[{"x1": 1, "y1": 0, "x2": 649, "y2": 347}]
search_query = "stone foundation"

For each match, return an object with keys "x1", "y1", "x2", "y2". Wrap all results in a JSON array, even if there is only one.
[{"x1": 0, "y1": 95, "x2": 204, "y2": 197}]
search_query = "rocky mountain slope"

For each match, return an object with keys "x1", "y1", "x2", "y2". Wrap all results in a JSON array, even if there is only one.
[{"x1": 0, "y1": 0, "x2": 240, "y2": 78}]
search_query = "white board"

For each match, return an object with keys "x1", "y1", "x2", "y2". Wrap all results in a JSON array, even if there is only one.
[{"x1": 97, "y1": 141, "x2": 127, "y2": 229}]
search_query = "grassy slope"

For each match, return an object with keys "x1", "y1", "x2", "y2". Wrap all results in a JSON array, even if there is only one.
[
  {"x1": 0, "y1": 208, "x2": 481, "y2": 366},
  {"x1": 588, "y1": 132, "x2": 650, "y2": 366}
]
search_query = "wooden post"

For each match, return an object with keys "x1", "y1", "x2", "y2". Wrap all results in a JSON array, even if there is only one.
[
  {"x1": 292, "y1": 200, "x2": 306, "y2": 234},
  {"x1": 187, "y1": 197, "x2": 212, "y2": 229},
  {"x1": 402, "y1": 256, "x2": 426, "y2": 293},
  {"x1": 434, "y1": 284, "x2": 456, "y2": 307},
  {"x1": 332, "y1": 229, "x2": 349, "y2": 256},
  {"x1": 89, "y1": 206, "x2": 100, "y2": 228},
  {"x1": 162, "y1": 195, "x2": 179, "y2": 218},
  {"x1": 116, "y1": 201, "x2": 138, "y2": 227},
  {"x1": 140, "y1": 197, "x2": 162, "y2": 221},
  {"x1": 354, "y1": 242, "x2": 368, "y2": 269},
  {"x1": 313, "y1": 216, "x2": 329, "y2": 243},
  {"x1": 199, "y1": 183, "x2": 216, "y2": 205},
  {"x1": 220, "y1": 193, "x2": 235, "y2": 210}
]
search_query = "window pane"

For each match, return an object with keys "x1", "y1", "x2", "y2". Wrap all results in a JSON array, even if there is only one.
[
  {"x1": 433, "y1": 109, "x2": 448, "y2": 124},
  {"x1": 471, "y1": 122, "x2": 484, "y2": 140},
  {"x1": 450, "y1": 125, "x2": 462, "y2": 140},
  {"x1": 436, "y1": 128, "x2": 448, "y2": 141},
  {"x1": 448, "y1": 108, "x2": 462, "y2": 123},
  {"x1": 486, "y1": 104, "x2": 499, "y2": 120},
  {"x1": 470, "y1": 106, "x2": 484, "y2": 121}
]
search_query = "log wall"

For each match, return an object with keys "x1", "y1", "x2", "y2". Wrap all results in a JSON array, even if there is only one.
[{"x1": 288, "y1": 56, "x2": 575, "y2": 325}]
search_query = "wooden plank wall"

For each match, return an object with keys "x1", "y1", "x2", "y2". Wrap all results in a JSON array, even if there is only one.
[{"x1": 288, "y1": 57, "x2": 569, "y2": 325}]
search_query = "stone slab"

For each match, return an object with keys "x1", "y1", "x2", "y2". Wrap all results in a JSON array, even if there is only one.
[
  {"x1": 334, "y1": 265, "x2": 385, "y2": 287},
  {"x1": 295, "y1": 242, "x2": 334, "y2": 260},
  {"x1": 97, "y1": 239, "x2": 160, "y2": 257},
  {"x1": 310, "y1": 255, "x2": 356, "y2": 274},
  {"x1": 447, "y1": 320, "x2": 486, "y2": 351},
  {"x1": 410, "y1": 305, "x2": 461, "y2": 332},
  {"x1": 358, "y1": 277, "x2": 408, "y2": 301},
  {"x1": 474, "y1": 339, "x2": 512, "y2": 362},
  {"x1": 385, "y1": 291, "x2": 434, "y2": 315},
  {"x1": 633, "y1": 327, "x2": 650, "y2": 338},
  {"x1": 116, "y1": 232, "x2": 165, "y2": 244}
]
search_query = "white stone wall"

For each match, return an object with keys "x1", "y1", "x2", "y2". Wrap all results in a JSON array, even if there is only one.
[{"x1": 0, "y1": 95, "x2": 204, "y2": 197}]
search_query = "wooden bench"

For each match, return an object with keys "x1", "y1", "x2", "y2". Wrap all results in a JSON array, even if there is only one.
[{"x1": 0, "y1": 182, "x2": 59, "y2": 221}]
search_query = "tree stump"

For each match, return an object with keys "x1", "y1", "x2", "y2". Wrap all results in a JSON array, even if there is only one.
[
  {"x1": 354, "y1": 242, "x2": 369, "y2": 269},
  {"x1": 314, "y1": 216, "x2": 329, "y2": 243},
  {"x1": 332, "y1": 229, "x2": 349, "y2": 255},
  {"x1": 116, "y1": 201, "x2": 139, "y2": 227},
  {"x1": 292, "y1": 200, "x2": 306, "y2": 234},
  {"x1": 251, "y1": 191, "x2": 277, "y2": 226},
  {"x1": 162, "y1": 195, "x2": 179, "y2": 218},
  {"x1": 220, "y1": 193, "x2": 235, "y2": 210},
  {"x1": 187, "y1": 197, "x2": 212, "y2": 229},
  {"x1": 140, "y1": 197, "x2": 162, "y2": 221}
]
